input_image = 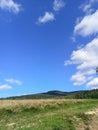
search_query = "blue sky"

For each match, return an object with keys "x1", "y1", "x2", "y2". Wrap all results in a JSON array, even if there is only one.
[{"x1": 0, "y1": 0, "x2": 98, "y2": 97}]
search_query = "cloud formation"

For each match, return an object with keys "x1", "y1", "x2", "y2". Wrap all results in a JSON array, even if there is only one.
[
  {"x1": 53, "y1": 0, "x2": 65, "y2": 11},
  {"x1": 0, "y1": 84, "x2": 12, "y2": 91},
  {"x1": 87, "y1": 78, "x2": 98, "y2": 89},
  {"x1": 5, "y1": 78, "x2": 22, "y2": 85},
  {"x1": 68, "y1": 1, "x2": 98, "y2": 89},
  {"x1": 65, "y1": 37, "x2": 98, "y2": 88},
  {"x1": 80, "y1": 0, "x2": 98, "y2": 14},
  {"x1": 0, "y1": 0, "x2": 21, "y2": 14},
  {"x1": 74, "y1": 10, "x2": 98, "y2": 37},
  {"x1": 37, "y1": 12, "x2": 55, "y2": 24},
  {"x1": 37, "y1": 0, "x2": 65, "y2": 24}
]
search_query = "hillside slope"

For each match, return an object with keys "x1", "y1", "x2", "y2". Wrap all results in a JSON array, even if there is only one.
[{"x1": 4, "y1": 89, "x2": 98, "y2": 99}]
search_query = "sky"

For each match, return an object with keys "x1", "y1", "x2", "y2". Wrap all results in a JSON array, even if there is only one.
[{"x1": 0, "y1": 0, "x2": 98, "y2": 97}]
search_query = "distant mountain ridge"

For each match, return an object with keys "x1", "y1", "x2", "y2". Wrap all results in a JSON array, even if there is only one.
[
  {"x1": 42, "y1": 90, "x2": 69, "y2": 96},
  {"x1": 3, "y1": 89, "x2": 98, "y2": 99}
]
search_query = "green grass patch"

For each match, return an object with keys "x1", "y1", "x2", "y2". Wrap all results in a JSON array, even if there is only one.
[{"x1": 0, "y1": 99, "x2": 98, "y2": 130}]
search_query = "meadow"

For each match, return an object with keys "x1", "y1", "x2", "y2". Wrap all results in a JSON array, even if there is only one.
[{"x1": 0, "y1": 99, "x2": 98, "y2": 130}]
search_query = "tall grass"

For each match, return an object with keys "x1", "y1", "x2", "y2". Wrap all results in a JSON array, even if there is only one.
[{"x1": 0, "y1": 99, "x2": 98, "y2": 130}]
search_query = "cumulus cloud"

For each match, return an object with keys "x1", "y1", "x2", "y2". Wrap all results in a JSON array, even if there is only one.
[
  {"x1": 0, "y1": 84, "x2": 12, "y2": 90},
  {"x1": 87, "y1": 78, "x2": 98, "y2": 89},
  {"x1": 71, "y1": 72, "x2": 86, "y2": 86},
  {"x1": 0, "y1": 0, "x2": 21, "y2": 14},
  {"x1": 36, "y1": 0, "x2": 65, "y2": 24},
  {"x1": 53, "y1": 0, "x2": 65, "y2": 11},
  {"x1": 65, "y1": 37, "x2": 98, "y2": 87},
  {"x1": 81, "y1": 4, "x2": 93, "y2": 14},
  {"x1": 74, "y1": 10, "x2": 98, "y2": 37},
  {"x1": 66, "y1": 0, "x2": 98, "y2": 88},
  {"x1": 5, "y1": 78, "x2": 22, "y2": 85},
  {"x1": 37, "y1": 12, "x2": 55, "y2": 24},
  {"x1": 80, "y1": 0, "x2": 98, "y2": 14},
  {"x1": 80, "y1": 0, "x2": 93, "y2": 14}
]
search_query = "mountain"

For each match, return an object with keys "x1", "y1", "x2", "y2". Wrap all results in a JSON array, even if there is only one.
[
  {"x1": 3, "y1": 89, "x2": 98, "y2": 99},
  {"x1": 42, "y1": 90, "x2": 69, "y2": 96},
  {"x1": 5, "y1": 90, "x2": 69, "y2": 99}
]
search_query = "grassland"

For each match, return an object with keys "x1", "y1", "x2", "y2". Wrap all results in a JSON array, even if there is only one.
[{"x1": 0, "y1": 99, "x2": 98, "y2": 130}]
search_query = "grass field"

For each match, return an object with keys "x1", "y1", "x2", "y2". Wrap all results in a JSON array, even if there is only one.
[{"x1": 0, "y1": 99, "x2": 98, "y2": 130}]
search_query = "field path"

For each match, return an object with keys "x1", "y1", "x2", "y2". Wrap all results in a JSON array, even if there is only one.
[{"x1": 77, "y1": 108, "x2": 98, "y2": 130}]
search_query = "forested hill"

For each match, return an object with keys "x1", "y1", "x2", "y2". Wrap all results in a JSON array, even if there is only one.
[
  {"x1": 67, "y1": 89, "x2": 98, "y2": 99},
  {"x1": 2, "y1": 89, "x2": 98, "y2": 99}
]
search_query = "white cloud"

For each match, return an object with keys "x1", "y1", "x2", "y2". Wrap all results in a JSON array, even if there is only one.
[
  {"x1": 71, "y1": 36, "x2": 76, "y2": 42},
  {"x1": 67, "y1": 0, "x2": 98, "y2": 88},
  {"x1": 82, "y1": 4, "x2": 93, "y2": 14},
  {"x1": 37, "y1": 12, "x2": 55, "y2": 24},
  {"x1": 80, "y1": 0, "x2": 93, "y2": 14},
  {"x1": 5, "y1": 78, "x2": 22, "y2": 85},
  {"x1": 0, "y1": 0, "x2": 21, "y2": 14},
  {"x1": 53, "y1": 0, "x2": 65, "y2": 11},
  {"x1": 65, "y1": 37, "x2": 98, "y2": 88},
  {"x1": 0, "y1": 84, "x2": 12, "y2": 90},
  {"x1": 71, "y1": 72, "x2": 86, "y2": 86},
  {"x1": 36, "y1": 0, "x2": 65, "y2": 25},
  {"x1": 87, "y1": 78, "x2": 98, "y2": 89},
  {"x1": 80, "y1": 0, "x2": 98, "y2": 14},
  {"x1": 74, "y1": 10, "x2": 98, "y2": 37}
]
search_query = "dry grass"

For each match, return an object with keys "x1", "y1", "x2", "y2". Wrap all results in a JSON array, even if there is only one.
[
  {"x1": 0, "y1": 99, "x2": 84, "y2": 109},
  {"x1": 0, "y1": 99, "x2": 98, "y2": 130}
]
